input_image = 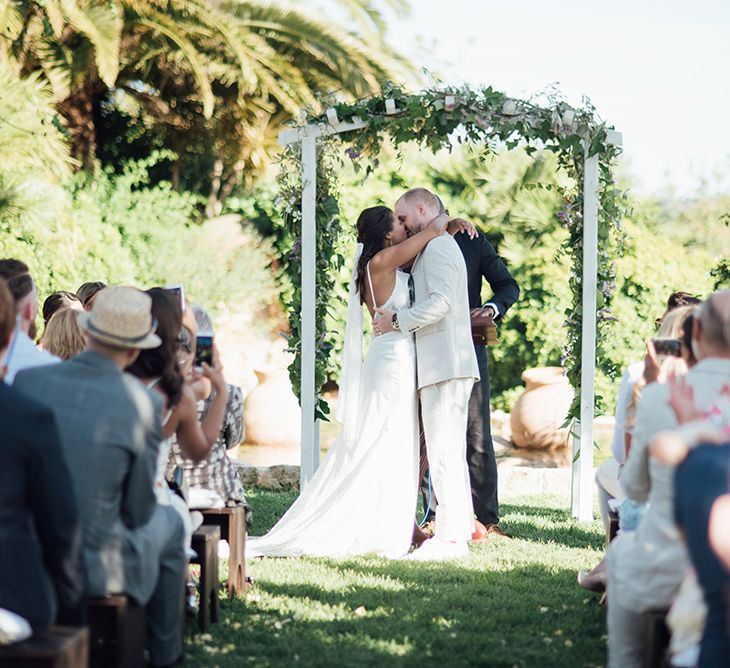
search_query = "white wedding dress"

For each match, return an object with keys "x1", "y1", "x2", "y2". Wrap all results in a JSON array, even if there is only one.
[{"x1": 247, "y1": 264, "x2": 419, "y2": 559}]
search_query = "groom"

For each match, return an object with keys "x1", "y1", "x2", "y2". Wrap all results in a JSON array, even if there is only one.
[{"x1": 375, "y1": 187, "x2": 480, "y2": 560}]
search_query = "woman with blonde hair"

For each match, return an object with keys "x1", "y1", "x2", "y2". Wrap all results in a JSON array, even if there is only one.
[{"x1": 40, "y1": 307, "x2": 86, "y2": 360}]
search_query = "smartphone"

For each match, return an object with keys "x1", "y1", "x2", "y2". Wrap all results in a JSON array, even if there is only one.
[
  {"x1": 165, "y1": 283, "x2": 185, "y2": 312},
  {"x1": 195, "y1": 334, "x2": 214, "y2": 368},
  {"x1": 652, "y1": 338, "x2": 682, "y2": 357}
]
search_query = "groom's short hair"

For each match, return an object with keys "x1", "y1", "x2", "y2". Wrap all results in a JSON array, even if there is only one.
[{"x1": 400, "y1": 188, "x2": 444, "y2": 216}]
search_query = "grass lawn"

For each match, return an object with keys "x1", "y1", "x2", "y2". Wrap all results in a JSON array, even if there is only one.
[{"x1": 185, "y1": 490, "x2": 607, "y2": 668}]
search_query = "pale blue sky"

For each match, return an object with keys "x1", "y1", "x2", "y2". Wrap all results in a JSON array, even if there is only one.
[{"x1": 378, "y1": 0, "x2": 730, "y2": 196}]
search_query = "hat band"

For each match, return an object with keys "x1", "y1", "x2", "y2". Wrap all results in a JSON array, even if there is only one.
[{"x1": 86, "y1": 317, "x2": 158, "y2": 345}]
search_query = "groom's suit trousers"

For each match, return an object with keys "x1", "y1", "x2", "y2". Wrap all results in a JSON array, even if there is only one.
[{"x1": 420, "y1": 378, "x2": 475, "y2": 542}]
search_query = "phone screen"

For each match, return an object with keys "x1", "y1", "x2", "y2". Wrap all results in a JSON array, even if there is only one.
[
  {"x1": 652, "y1": 338, "x2": 682, "y2": 357},
  {"x1": 195, "y1": 335, "x2": 213, "y2": 367}
]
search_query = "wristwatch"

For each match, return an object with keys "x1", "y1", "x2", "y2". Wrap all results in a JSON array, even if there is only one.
[{"x1": 391, "y1": 313, "x2": 400, "y2": 331}]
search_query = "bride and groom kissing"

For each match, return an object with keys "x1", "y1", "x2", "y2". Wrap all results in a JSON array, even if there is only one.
[{"x1": 248, "y1": 187, "x2": 497, "y2": 561}]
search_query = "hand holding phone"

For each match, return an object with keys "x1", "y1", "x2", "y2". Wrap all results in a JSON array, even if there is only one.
[
  {"x1": 651, "y1": 338, "x2": 682, "y2": 358},
  {"x1": 194, "y1": 334, "x2": 214, "y2": 368}
]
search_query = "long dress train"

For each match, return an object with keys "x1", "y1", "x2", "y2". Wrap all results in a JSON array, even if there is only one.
[{"x1": 247, "y1": 269, "x2": 419, "y2": 559}]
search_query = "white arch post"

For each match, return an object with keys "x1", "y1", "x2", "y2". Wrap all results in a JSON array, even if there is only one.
[{"x1": 280, "y1": 112, "x2": 622, "y2": 520}]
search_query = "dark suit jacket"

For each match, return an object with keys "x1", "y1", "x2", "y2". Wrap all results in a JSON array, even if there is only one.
[
  {"x1": 14, "y1": 351, "x2": 163, "y2": 601},
  {"x1": 454, "y1": 231, "x2": 520, "y2": 316},
  {"x1": 0, "y1": 383, "x2": 82, "y2": 630}
]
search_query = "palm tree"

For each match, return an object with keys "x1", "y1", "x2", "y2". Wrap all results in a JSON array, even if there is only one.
[
  {"x1": 0, "y1": 61, "x2": 70, "y2": 226},
  {"x1": 1, "y1": 0, "x2": 412, "y2": 173}
]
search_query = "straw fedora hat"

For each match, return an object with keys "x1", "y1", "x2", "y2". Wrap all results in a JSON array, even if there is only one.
[{"x1": 77, "y1": 286, "x2": 161, "y2": 349}]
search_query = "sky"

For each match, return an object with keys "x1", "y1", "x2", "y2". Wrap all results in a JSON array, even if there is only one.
[{"x1": 376, "y1": 0, "x2": 730, "y2": 196}]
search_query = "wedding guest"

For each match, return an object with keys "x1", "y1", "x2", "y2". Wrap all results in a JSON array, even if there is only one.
[
  {"x1": 675, "y1": 443, "x2": 730, "y2": 667},
  {"x1": 40, "y1": 308, "x2": 86, "y2": 359},
  {"x1": 167, "y1": 305, "x2": 247, "y2": 507},
  {"x1": 42, "y1": 291, "x2": 82, "y2": 327},
  {"x1": 76, "y1": 281, "x2": 106, "y2": 311},
  {"x1": 579, "y1": 300, "x2": 697, "y2": 592},
  {"x1": 14, "y1": 287, "x2": 186, "y2": 667},
  {"x1": 0, "y1": 258, "x2": 58, "y2": 383},
  {"x1": 681, "y1": 313, "x2": 697, "y2": 367},
  {"x1": 605, "y1": 290, "x2": 730, "y2": 668},
  {"x1": 595, "y1": 298, "x2": 696, "y2": 533},
  {"x1": 0, "y1": 278, "x2": 82, "y2": 632},
  {"x1": 125, "y1": 289, "x2": 228, "y2": 551},
  {"x1": 126, "y1": 289, "x2": 228, "y2": 468}
]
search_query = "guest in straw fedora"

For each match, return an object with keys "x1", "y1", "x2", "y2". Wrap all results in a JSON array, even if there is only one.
[{"x1": 14, "y1": 286, "x2": 187, "y2": 667}]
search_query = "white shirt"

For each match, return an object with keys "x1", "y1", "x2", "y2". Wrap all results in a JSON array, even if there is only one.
[
  {"x1": 610, "y1": 360, "x2": 644, "y2": 463},
  {"x1": 4, "y1": 330, "x2": 59, "y2": 384}
]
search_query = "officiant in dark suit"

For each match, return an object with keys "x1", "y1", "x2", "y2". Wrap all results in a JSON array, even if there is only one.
[
  {"x1": 420, "y1": 224, "x2": 519, "y2": 537},
  {"x1": 455, "y1": 231, "x2": 520, "y2": 535}
]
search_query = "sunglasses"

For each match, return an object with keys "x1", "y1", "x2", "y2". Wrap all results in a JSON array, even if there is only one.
[{"x1": 175, "y1": 328, "x2": 193, "y2": 353}]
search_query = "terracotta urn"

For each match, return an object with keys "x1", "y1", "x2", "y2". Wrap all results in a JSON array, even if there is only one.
[
  {"x1": 244, "y1": 368, "x2": 301, "y2": 448},
  {"x1": 510, "y1": 367, "x2": 573, "y2": 449}
]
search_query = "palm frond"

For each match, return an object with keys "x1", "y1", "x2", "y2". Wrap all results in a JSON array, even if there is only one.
[
  {"x1": 135, "y1": 15, "x2": 215, "y2": 116},
  {"x1": 60, "y1": 0, "x2": 122, "y2": 85}
]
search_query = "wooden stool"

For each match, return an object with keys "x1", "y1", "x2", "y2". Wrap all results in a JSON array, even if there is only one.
[
  {"x1": 0, "y1": 626, "x2": 89, "y2": 668},
  {"x1": 201, "y1": 506, "x2": 252, "y2": 597},
  {"x1": 190, "y1": 525, "x2": 220, "y2": 631},
  {"x1": 643, "y1": 608, "x2": 670, "y2": 668},
  {"x1": 86, "y1": 595, "x2": 144, "y2": 668}
]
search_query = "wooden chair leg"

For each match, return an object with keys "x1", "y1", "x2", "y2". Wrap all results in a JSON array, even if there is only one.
[
  {"x1": 206, "y1": 526, "x2": 219, "y2": 626},
  {"x1": 228, "y1": 508, "x2": 247, "y2": 598}
]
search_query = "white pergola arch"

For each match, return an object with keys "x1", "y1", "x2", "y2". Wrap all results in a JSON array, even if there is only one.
[{"x1": 279, "y1": 101, "x2": 622, "y2": 522}]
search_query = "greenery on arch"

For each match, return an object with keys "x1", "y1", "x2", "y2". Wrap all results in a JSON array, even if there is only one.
[{"x1": 277, "y1": 83, "x2": 629, "y2": 421}]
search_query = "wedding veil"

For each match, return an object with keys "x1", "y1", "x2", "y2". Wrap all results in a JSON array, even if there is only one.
[{"x1": 336, "y1": 242, "x2": 364, "y2": 444}]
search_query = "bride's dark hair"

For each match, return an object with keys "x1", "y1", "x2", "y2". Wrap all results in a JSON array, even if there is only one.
[{"x1": 355, "y1": 205, "x2": 394, "y2": 304}]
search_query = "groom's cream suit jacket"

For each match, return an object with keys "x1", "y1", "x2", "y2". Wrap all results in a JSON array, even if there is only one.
[{"x1": 397, "y1": 233, "x2": 480, "y2": 390}]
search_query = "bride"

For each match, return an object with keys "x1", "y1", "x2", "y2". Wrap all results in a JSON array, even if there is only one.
[{"x1": 247, "y1": 205, "x2": 473, "y2": 558}]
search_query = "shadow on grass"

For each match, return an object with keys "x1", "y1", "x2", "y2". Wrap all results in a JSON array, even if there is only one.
[
  {"x1": 187, "y1": 560, "x2": 605, "y2": 668},
  {"x1": 248, "y1": 493, "x2": 604, "y2": 552},
  {"x1": 185, "y1": 491, "x2": 606, "y2": 668},
  {"x1": 500, "y1": 503, "x2": 604, "y2": 551}
]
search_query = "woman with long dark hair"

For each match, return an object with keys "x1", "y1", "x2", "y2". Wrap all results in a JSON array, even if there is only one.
[
  {"x1": 248, "y1": 205, "x2": 474, "y2": 558},
  {"x1": 126, "y1": 288, "x2": 229, "y2": 544}
]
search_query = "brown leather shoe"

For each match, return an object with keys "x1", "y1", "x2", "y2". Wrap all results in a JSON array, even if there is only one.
[
  {"x1": 412, "y1": 522, "x2": 430, "y2": 547},
  {"x1": 484, "y1": 523, "x2": 510, "y2": 539}
]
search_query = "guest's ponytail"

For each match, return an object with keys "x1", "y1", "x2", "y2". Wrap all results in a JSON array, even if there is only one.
[{"x1": 355, "y1": 206, "x2": 394, "y2": 304}]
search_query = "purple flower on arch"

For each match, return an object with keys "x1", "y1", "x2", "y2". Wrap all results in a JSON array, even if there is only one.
[
  {"x1": 345, "y1": 147, "x2": 361, "y2": 160},
  {"x1": 289, "y1": 239, "x2": 301, "y2": 261}
]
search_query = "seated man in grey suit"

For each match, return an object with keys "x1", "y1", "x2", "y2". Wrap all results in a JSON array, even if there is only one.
[{"x1": 15, "y1": 286, "x2": 186, "y2": 668}]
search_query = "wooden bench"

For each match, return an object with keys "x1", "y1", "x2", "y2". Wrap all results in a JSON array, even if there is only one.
[
  {"x1": 190, "y1": 525, "x2": 220, "y2": 631},
  {"x1": 0, "y1": 626, "x2": 89, "y2": 668},
  {"x1": 86, "y1": 595, "x2": 144, "y2": 668},
  {"x1": 201, "y1": 506, "x2": 252, "y2": 598},
  {"x1": 643, "y1": 608, "x2": 670, "y2": 668}
]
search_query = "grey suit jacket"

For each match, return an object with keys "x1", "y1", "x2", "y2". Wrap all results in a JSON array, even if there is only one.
[{"x1": 14, "y1": 351, "x2": 163, "y2": 600}]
